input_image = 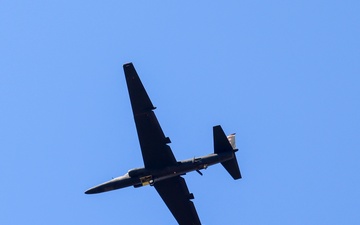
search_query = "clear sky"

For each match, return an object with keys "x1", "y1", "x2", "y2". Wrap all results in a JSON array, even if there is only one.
[{"x1": 1, "y1": 1, "x2": 359, "y2": 225}]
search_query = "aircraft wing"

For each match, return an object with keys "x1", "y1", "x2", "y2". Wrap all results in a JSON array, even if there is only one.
[
  {"x1": 154, "y1": 176, "x2": 201, "y2": 225},
  {"x1": 123, "y1": 63, "x2": 177, "y2": 169}
]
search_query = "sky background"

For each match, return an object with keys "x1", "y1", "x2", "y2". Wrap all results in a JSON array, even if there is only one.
[{"x1": 1, "y1": 1, "x2": 359, "y2": 225}]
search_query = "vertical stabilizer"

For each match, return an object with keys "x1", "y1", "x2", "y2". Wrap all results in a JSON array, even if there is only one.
[{"x1": 213, "y1": 126, "x2": 242, "y2": 180}]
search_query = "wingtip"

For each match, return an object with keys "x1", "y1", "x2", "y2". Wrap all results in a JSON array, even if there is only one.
[{"x1": 123, "y1": 62, "x2": 133, "y2": 68}]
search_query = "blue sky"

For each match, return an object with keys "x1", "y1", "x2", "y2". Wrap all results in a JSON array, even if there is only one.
[{"x1": 1, "y1": 1, "x2": 359, "y2": 224}]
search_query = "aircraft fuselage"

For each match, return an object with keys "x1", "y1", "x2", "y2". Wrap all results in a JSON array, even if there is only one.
[{"x1": 85, "y1": 150, "x2": 235, "y2": 194}]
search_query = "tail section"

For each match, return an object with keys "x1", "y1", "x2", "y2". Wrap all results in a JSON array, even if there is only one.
[
  {"x1": 213, "y1": 125, "x2": 242, "y2": 180},
  {"x1": 227, "y1": 133, "x2": 237, "y2": 150}
]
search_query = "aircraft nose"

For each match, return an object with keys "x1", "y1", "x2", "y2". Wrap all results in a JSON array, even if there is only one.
[
  {"x1": 84, "y1": 186, "x2": 102, "y2": 194},
  {"x1": 84, "y1": 188, "x2": 96, "y2": 194},
  {"x1": 84, "y1": 179, "x2": 118, "y2": 194}
]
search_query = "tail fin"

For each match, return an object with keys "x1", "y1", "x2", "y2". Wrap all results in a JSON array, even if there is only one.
[{"x1": 213, "y1": 125, "x2": 242, "y2": 180}]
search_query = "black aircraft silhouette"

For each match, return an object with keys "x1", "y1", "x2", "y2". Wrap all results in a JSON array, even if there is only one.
[{"x1": 85, "y1": 63, "x2": 242, "y2": 225}]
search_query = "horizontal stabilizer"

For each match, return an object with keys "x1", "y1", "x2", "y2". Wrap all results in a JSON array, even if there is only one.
[
  {"x1": 221, "y1": 153, "x2": 242, "y2": 179},
  {"x1": 213, "y1": 125, "x2": 233, "y2": 154}
]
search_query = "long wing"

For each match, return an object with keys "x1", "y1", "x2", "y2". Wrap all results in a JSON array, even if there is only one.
[
  {"x1": 123, "y1": 63, "x2": 177, "y2": 169},
  {"x1": 154, "y1": 176, "x2": 201, "y2": 225}
]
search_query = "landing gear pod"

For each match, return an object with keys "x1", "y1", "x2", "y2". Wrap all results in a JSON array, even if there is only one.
[{"x1": 140, "y1": 175, "x2": 153, "y2": 186}]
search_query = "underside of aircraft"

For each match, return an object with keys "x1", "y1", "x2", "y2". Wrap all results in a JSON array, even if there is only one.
[{"x1": 85, "y1": 63, "x2": 242, "y2": 225}]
